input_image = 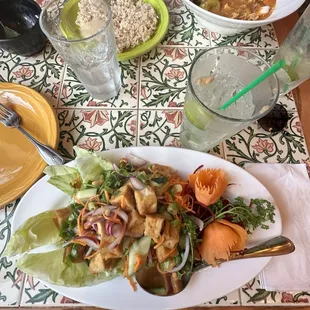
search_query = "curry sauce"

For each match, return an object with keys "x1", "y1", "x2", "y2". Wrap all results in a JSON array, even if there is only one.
[{"x1": 198, "y1": 0, "x2": 276, "y2": 20}]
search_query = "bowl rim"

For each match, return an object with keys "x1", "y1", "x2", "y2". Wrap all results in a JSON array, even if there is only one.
[
  {"x1": 182, "y1": 0, "x2": 306, "y2": 25},
  {"x1": 0, "y1": 0, "x2": 42, "y2": 42}
]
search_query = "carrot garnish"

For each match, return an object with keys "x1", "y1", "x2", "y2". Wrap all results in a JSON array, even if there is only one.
[
  {"x1": 154, "y1": 235, "x2": 165, "y2": 249},
  {"x1": 162, "y1": 245, "x2": 178, "y2": 261},
  {"x1": 103, "y1": 215, "x2": 121, "y2": 224},
  {"x1": 121, "y1": 196, "x2": 126, "y2": 210},
  {"x1": 84, "y1": 250, "x2": 98, "y2": 260},
  {"x1": 134, "y1": 254, "x2": 143, "y2": 273}
]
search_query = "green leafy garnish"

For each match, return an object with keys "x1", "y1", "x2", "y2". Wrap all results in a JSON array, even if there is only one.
[
  {"x1": 137, "y1": 171, "x2": 149, "y2": 184},
  {"x1": 209, "y1": 197, "x2": 276, "y2": 233},
  {"x1": 151, "y1": 176, "x2": 168, "y2": 184}
]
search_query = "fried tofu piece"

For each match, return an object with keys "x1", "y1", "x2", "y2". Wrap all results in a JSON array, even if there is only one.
[
  {"x1": 156, "y1": 245, "x2": 178, "y2": 263},
  {"x1": 134, "y1": 186, "x2": 157, "y2": 215},
  {"x1": 162, "y1": 221, "x2": 180, "y2": 250},
  {"x1": 127, "y1": 210, "x2": 145, "y2": 236},
  {"x1": 89, "y1": 250, "x2": 119, "y2": 274},
  {"x1": 110, "y1": 182, "x2": 136, "y2": 212},
  {"x1": 144, "y1": 215, "x2": 165, "y2": 240},
  {"x1": 53, "y1": 207, "x2": 71, "y2": 229}
]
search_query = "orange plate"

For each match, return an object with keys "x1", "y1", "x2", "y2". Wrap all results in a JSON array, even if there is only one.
[{"x1": 0, "y1": 83, "x2": 58, "y2": 207}]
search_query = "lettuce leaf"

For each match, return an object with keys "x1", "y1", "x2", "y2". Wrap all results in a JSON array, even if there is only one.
[
  {"x1": 17, "y1": 249, "x2": 122, "y2": 287},
  {"x1": 44, "y1": 165, "x2": 79, "y2": 195},
  {"x1": 44, "y1": 165, "x2": 78, "y2": 177},
  {"x1": 4, "y1": 210, "x2": 60, "y2": 257},
  {"x1": 73, "y1": 146, "x2": 113, "y2": 182}
]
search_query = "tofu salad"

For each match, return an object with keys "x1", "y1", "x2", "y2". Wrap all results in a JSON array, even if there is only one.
[{"x1": 5, "y1": 147, "x2": 276, "y2": 293}]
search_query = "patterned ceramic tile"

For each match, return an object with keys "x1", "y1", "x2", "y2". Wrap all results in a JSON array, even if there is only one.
[
  {"x1": 58, "y1": 58, "x2": 139, "y2": 109},
  {"x1": 241, "y1": 277, "x2": 310, "y2": 305},
  {"x1": 138, "y1": 109, "x2": 224, "y2": 158},
  {"x1": 0, "y1": 201, "x2": 24, "y2": 307},
  {"x1": 210, "y1": 24, "x2": 279, "y2": 49},
  {"x1": 57, "y1": 109, "x2": 137, "y2": 161},
  {"x1": 199, "y1": 289, "x2": 240, "y2": 306},
  {"x1": 0, "y1": 43, "x2": 65, "y2": 108},
  {"x1": 161, "y1": 0, "x2": 210, "y2": 47},
  {"x1": 140, "y1": 47, "x2": 202, "y2": 109},
  {"x1": 21, "y1": 277, "x2": 80, "y2": 306},
  {"x1": 224, "y1": 111, "x2": 309, "y2": 166},
  {"x1": 278, "y1": 92, "x2": 297, "y2": 112}
]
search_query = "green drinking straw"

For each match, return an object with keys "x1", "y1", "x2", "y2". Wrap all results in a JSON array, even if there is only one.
[{"x1": 219, "y1": 59, "x2": 286, "y2": 111}]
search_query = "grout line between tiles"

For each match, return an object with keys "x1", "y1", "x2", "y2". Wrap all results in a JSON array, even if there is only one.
[
  {"x1": 136, "y1": 56, "x2": 142, "y2": 146},
  {"x1": 238, "y1": 288, "x2": 243, "y2": 306},
  {"x1": 17, "y1": 273, "x2": 26, "y2": 307}
]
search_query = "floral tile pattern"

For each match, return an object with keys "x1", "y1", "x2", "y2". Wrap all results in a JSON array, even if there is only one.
[
  {"x1": 0, "y1": 0, "x2": 308, "y2": 308},
  {"x1": 161, "y1": 0, "x2": 210, "y2": 47},
  {"x1": 241, "y1": 277, "x2": 310, "y2": 305},
  {"x1": 199, "y1": 290, "x2": 240, "y2": 306},
  {"x1": 58, "y1": 58, "x2": 139, "y2": 109},
  {"x1": 210, "y1": 24, "x2": 279, "y2": 49},
  {"x1": 0, "y1": 201, "x2": 23, "y2": 306},
  {"x1": 0, "y1": 43, "x2": 65, "y2": 108},
  {"x1": 21, "y1": 277, "x2": 80, "y2": 306},
  {"x1": 224, "y1": 111, "x2": 309, "y2": 166},
  {"x1": 57, "y1": 109, "x2": 137, "y2": 161},
  {"x1": 138, "y1": 109, "x2": 225, "y2": 158},
  {"x1": 140, "y1": 48, "x2": 202, "y2": 109}
]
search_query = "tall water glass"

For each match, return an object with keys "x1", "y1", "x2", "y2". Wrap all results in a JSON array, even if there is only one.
[
  {"x1": 273, "y1": 5, "x2": 310, "y2": 95},
  {"x1": 180, "y1": 47, "x2": 279, "y2": 152},
  {"x1": 40, "y1": 0, "x2": 121, "y2": 101}
]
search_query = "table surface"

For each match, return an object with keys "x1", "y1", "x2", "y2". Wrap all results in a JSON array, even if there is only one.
[{"x1": 0, "y1": 0, "x2": 309, "y2": 308}]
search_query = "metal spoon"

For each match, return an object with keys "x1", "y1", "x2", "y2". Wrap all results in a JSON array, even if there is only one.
[{"x1": 135, "y1": 236, "x2": 295, "y2": 296}]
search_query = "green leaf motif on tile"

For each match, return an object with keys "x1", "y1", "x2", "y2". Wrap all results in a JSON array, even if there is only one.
[
  {"x1": 25, "y1": 288, "x2": 58, "y2": 304},
  {"x1": 271, "y1": 291, "x2": 277, "y2": 302},
  {"x1": 215, "y1": 295, "x2": 228, "y2": 304},
  {"x1": 0, "y1": 292, "x2": 7, "y2": 302},
  {"x1": 247, "y1": 289, "x2": 271, "y2": 303}
]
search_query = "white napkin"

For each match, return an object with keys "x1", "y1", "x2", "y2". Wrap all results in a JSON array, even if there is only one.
[{"x1": 245, "y1": 163, "x2": 310, "y2": 292}]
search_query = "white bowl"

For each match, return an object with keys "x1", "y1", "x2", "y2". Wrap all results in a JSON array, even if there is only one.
[{"x1": 182, "y1": 0, "x2": 305, "y2": 35}]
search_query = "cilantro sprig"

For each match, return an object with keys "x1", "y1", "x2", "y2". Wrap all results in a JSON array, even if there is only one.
[{"x1": 207, "y1": 197, "x2": 276, "y2": 233}]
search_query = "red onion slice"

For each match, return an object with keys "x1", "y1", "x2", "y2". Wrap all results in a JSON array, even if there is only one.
[
  {"x1": 126, "y1": 153, "x2": 147, "y2": 167},
  {"x1": 130, "y1": 177, "x2": 146, "y2": 191},
  {"x1": 192, "y1": 216, "x2": 204, "y2": 231},
  {"x1": 85, "y1": 247, "x2": 93, "y2": 258},
  {"x1": 84, "y1": 210, "x2": 94, "y2": 218},
  {"x1": 168, "y1": 235, "x2": 190, "y2": 273},
  {"x1": 108, "y1": 234, "x2": 122, "y2": 251},
  {"x1": 117, "y1": 209, "x2": 128, "y2": 223},
  {"x1": 72, "y1": 237, "x2": 99, "y2": 250},
  {"x1": 111, "y1": 224, "x2": 122, "y2": 237}
]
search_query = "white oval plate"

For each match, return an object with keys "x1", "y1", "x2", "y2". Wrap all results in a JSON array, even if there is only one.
[{"x1": 12, "y1": 147, "x2": 282, "y2": 310}]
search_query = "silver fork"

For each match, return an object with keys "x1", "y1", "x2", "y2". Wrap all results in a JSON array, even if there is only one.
[{"x1": 0, "y1": 103, "x2": 64, "y2": 166}]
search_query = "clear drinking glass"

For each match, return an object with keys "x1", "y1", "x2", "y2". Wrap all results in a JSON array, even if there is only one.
[
  {"x1": 272, "y1": 5, "x2": 310, "y2": 95},
  {"x1": 39, "y1": 0, "x2": 121, "y2": 101},
  {"x1": 180, "y1": 46, "x2": 279, "y2": 152}
]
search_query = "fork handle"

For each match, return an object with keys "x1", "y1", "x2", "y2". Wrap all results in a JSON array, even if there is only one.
[{"x1": 18, "y1": 126, "x2": 65, "y2": 166}]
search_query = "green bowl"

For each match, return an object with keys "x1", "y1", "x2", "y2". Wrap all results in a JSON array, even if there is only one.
[
  {"x1": 117, "y1": 0, "x2": 169, "y2": 62},
  {"x1": 59, "y1": 0, "x2": 169, "y2": 62}
]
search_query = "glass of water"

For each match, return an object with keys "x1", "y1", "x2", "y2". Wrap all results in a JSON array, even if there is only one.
[
  {"x1": 272, "y1": 4, "x2": 310, "y2": 95},
  {"x1": 180, "y1": 47, "x2": 279, "y2": 152},
  {"x1": 40, "y1": 0, "x2": 121, "y2": 101}
]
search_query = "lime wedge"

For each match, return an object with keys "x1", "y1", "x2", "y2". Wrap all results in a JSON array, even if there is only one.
[
  {"x1": 59, "y1": 0, "x2": 81, "y2": 40},
  {"x1": 184, "y1": 99, "x2": 213, "y2": 130}
]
